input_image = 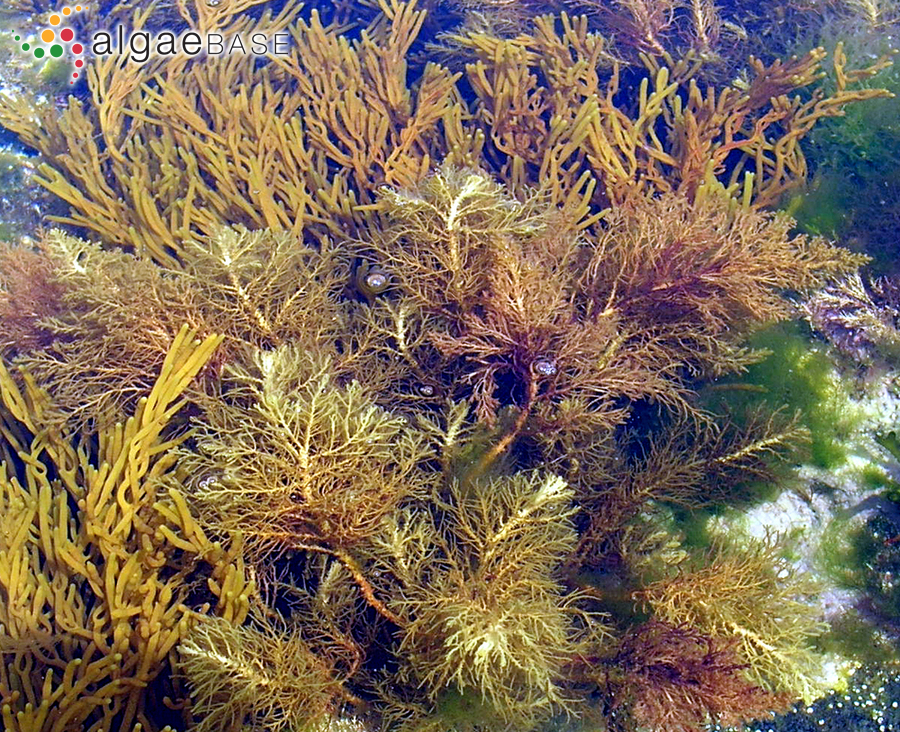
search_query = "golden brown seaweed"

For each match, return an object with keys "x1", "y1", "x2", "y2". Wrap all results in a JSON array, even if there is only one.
[{"x1": 0, "y1": 326, "x2": 254, "y2": 732}]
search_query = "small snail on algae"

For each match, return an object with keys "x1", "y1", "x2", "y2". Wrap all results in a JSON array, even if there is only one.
[
  {"x1": 531, "y1": 356, "x2": 558, "y2": 378},
  {"x1": 355, "y1": 262, "x2": 391, "y2": 302}
]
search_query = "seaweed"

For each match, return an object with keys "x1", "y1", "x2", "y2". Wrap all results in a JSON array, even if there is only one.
[{"x1": 0, "y1": 2, "x2": 889, "y2": 730}]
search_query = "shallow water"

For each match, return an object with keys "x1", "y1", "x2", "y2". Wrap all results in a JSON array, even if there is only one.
[{"x1": 0, "y1": 2, "x2": 899, "y2": 731}]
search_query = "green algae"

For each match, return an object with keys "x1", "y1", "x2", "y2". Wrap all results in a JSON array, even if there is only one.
[{"x1": 702, "y1": 322, "x2": 861, "y2": 472}]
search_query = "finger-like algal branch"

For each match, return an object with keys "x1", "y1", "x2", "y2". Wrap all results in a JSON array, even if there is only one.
[{"x1": 0, "y1": 326, "x2": 254, "y2": 732}]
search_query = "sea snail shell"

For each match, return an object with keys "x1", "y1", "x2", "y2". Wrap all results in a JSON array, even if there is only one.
[
  {"x1": 356, "y1": 263, "x2": 391, "y2": 300},
  {"x1": 532, "y1": 357, "x2": 558, "y2": 378}
]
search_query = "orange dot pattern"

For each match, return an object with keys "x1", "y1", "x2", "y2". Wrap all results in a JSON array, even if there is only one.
[
  {"x1": 24, "y1": 6, "x2": 90, "y2": 84},
  {"x1": 38, "y1": 7, "x2": 88, "y2": 45}
]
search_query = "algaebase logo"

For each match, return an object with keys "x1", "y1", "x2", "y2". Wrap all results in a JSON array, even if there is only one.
[{"x1": 13, "y1": 5, "x2": 87, "y2": 84}]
